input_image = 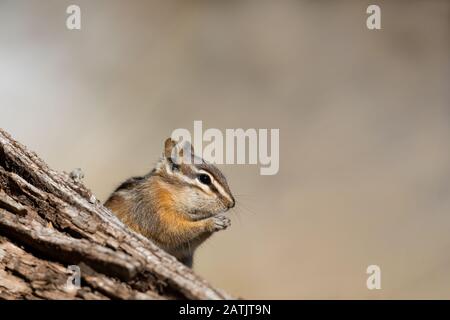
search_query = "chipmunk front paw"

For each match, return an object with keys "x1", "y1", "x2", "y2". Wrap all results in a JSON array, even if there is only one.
[{"x1": 210, "y1": 215, "x2": 231, "y2": 232}]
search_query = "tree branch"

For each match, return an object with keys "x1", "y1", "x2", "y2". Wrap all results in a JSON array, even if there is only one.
[{"x1": 0, "y1": 128, "x2": 232, "y2": 300}]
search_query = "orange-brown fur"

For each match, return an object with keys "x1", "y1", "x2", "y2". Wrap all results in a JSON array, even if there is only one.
[{"x1": 104, "y1": 138, "x2": 234, "y2": 268}]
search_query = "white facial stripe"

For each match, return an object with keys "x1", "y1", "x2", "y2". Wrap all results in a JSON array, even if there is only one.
[
  {"x1": 212, "y1": 179, "x2": 233, "y2": 202},
  {"x1": 165, "y1": 162, "x2": 232, "y2": 201},
  {"x1": 197, "y1": 169, "x2": 233, "y2": 202},
  {"x1": 189, "y1": 170, "x2": 212, "y2": 193},
  {"x1": 167, "y1": 163, "x2": 210, "y2": 193},
  {"x1": 165, "y1": 162, "x2": 172, "y2": 174}
]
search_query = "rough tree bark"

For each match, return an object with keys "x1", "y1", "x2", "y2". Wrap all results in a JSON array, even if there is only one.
[{"x1": 0, "y1": 128, "x2": 232, "y2": 300}]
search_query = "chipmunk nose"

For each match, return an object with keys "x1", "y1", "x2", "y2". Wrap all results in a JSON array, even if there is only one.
[{"x1": 228, "y1": 197, "x2": 235, "y2": 209}]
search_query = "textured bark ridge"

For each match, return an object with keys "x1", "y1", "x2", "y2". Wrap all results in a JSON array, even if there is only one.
[{"x1": 0, "y1": 128, "x2": 231, "y2": 300}]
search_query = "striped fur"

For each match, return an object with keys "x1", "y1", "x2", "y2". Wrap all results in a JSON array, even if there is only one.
[{"x1": 104, "y1": 138, "x2": 234, "y2": 267}]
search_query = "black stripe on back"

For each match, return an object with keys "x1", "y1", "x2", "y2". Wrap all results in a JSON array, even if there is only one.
[{"x1": 114, "y1": 176, "x2": 145, "y2": 192}]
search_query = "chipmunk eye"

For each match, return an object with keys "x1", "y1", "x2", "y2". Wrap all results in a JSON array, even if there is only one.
[{"x1": 198, "y1": 174, "x2": 211, "y2": 185}]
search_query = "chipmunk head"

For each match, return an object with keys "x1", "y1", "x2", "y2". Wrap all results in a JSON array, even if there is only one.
[{"x1": 155, "y1": 138, "x2": 235, "y2": 220}]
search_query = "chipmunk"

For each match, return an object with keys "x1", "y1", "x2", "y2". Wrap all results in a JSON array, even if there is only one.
[{"x1": 104, "y1": 138, "x2": 235, "y2": 268}]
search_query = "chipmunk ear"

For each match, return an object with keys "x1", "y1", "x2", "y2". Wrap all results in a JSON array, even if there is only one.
[
  {"x1": 175, "y1": 140, "x2": 195, "y2": 165},
  {"x1": 164, "y1": 138, "x2": 194, "y2": 164},
  {"x1": 164, "y1": 138, "x2": 176, "y2": 159},
  {"x1": 179, "y1": 140, "x2": 194, "y2": 158}
]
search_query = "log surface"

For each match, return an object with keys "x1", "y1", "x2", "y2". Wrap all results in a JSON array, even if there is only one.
[{"x1": 0, "y1": 128, "x2": 231, "y2": 300}]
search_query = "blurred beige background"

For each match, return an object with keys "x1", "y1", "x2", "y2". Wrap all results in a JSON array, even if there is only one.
[{"x1": 1, "y1": 0, "x2": 449, "y2": 299}]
